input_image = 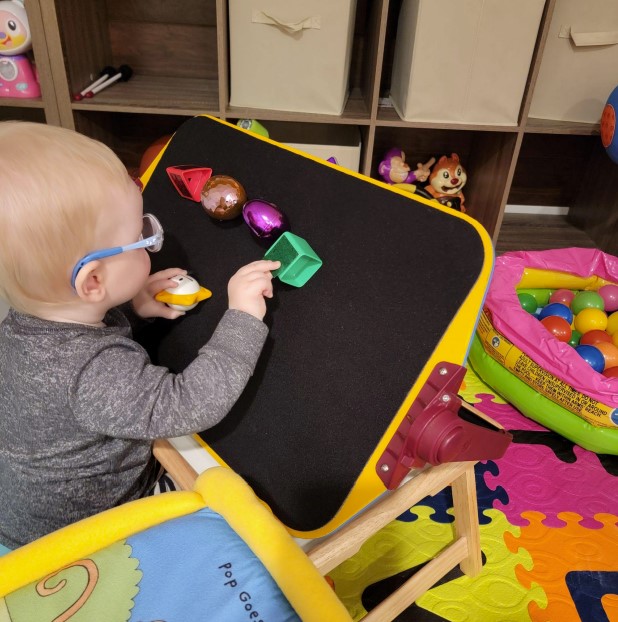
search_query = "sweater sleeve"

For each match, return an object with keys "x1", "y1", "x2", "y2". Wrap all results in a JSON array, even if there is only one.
[{"x1": 69, "y1": 309, "x2": 269, "y2": 440}]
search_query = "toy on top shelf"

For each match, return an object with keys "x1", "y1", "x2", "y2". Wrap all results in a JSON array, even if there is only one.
[
  {"x1": 73, "y1": 65, "x2": 116, "y2": 101},
  {"x1": 425, "y1": 153, "x2": 467, "y2": 213},
  {"x1": 83, "y1": 64, "x2": 133, "y2": 98},
  {"x1": 0, "y1": 0, "x2": 40, "y2": 98},
  {"x1": 378, "y1": 148, "x2": 435, "y2": 186},
  {"x1": 155, "y1": 275, "x2": 212, "y2": 311}
]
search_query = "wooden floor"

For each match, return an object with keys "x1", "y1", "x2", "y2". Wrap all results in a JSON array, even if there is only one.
[{"x1": 495, "y1": 213, "x2": 598, "y2": 255}]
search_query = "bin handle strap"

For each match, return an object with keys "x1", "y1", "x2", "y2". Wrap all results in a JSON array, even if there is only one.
[
  {"x1": 252, "y1": 10, "x2": 321, "y2": 34},
  {"x1": 559, "y1": 25, "x2": 618, "y2": 46}
]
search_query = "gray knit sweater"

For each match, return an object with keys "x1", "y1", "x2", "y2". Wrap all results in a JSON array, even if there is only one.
[{"x1": 0, "y1": 306, "x2": 268, "y2": 549}]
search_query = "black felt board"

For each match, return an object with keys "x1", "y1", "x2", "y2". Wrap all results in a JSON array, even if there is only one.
[{"x1": 137, "y1": 116, "x2": 486, "y2": 533}]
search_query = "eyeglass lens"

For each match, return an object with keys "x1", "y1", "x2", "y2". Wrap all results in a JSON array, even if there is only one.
[{"x1": 142, "y1": 214, "x2": 163, "y2": 252}]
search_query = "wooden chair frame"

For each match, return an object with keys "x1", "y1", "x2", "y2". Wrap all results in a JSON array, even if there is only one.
[{"x1": 154, "y1": 430, "x2": 483, "y2": 620}]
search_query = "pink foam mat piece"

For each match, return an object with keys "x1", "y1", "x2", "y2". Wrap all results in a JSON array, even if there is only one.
[{"x1": 485, "y1": 440, "x2": 618, "y2": 529}]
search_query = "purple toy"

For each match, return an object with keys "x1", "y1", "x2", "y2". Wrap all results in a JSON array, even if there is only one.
[
  {"x1": 378, "y1": 148, "x2": 435, "y2": 185},
  {"x1": 242, "y1": 199, "x2": 290, "y2": 242}
]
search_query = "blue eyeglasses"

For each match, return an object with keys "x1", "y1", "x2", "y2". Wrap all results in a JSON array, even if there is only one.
[{"x1": 71, "y1": 213, "x2": 164, "y2": 289}]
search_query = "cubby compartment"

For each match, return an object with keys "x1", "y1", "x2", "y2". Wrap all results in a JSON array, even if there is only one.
[
  {"x1": 227, "y1": 0, "x2": 358, "y2": 115},
  {"x1": 508, "y1": 133, "x2": 596, "y2": 208},
  {"x1": 372, "y1": 127, "x2": 518, "y2": 234},
  {"x1": 244, "y1": 121, "x2": 364, "y2": 172},
  {"x1": 498, "y1": 132, "x2": 618, "y2": 255},
  {"x1": 0, "y1": 0, "x2": 57, "y2": 124},
  {"x1": 387, "y1": 0, "x2": 544, "y2": 126},
  {"x1": 72, "y1": 111, "x2": 187, "y2": 176},
  {"x1": 0, "y1": 106, "x2": 45, "y2": 123},
  {"x1": 52, "y1": 0, "x2": 220, "y2": 115},
  {"x1": 224, "y1": 0, "x2": 380, "y2": 123}
]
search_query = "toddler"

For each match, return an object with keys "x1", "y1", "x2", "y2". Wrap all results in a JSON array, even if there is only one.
[{"x1": 0, "y1": 122, "x2": 279, "y2": 549}]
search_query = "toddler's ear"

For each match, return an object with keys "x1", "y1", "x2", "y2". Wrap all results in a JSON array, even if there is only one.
[{"x1": 74, "y1": 261, "x2": 106, "y2": 303}]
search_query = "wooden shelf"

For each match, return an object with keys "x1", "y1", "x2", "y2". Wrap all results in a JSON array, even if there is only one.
[
  {"x1": 71, "y1": 75, "x2": 220, "y2": 116},
  {"x1": 375, "y1": 105, "x2": 521, "y2": 132},
  {"x1": 525, "y1": 117, "x2": 600, "y2": 136},
  {"x1": 3, "y1": 0, "x2": 615, "y2": 254},
  {"x1": 226, "y1": 89, "x2": 372, "y2": 126},
  {"x1": 496, "y1": 213, "x2": 598, "y2": 255},
  {"x1": 0, "y1": 97, "x2": 45, "y2": 109}
]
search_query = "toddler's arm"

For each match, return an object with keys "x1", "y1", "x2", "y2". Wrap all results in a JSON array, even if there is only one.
[{"x1": 71, "y1": 260, "x2": 281, "y2": 439}]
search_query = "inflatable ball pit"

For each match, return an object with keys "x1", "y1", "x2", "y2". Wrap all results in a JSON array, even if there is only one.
[{"x1": 468, "y1": 248, "x2": 618, "y2": 455}]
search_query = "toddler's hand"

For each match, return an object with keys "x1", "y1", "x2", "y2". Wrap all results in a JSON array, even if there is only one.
[
  {"x1": 228, "y1": 260, "x2": 280, "y2": 321},
  {"x1": 132, "y1": 268, "x2": 188, "y2": 320}
]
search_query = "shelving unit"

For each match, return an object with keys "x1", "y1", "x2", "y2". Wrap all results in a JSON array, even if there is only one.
[
  {"x1": 3, "y1": 0, "x2": 617, "y2": 254},
  {"x1": 0, "y1": 0, "x2": 58, "y2": 124}
]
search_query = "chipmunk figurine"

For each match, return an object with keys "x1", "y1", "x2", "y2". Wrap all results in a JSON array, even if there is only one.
[{"x1": 425, "y1": 153, "x2": 467, "y2": 213}]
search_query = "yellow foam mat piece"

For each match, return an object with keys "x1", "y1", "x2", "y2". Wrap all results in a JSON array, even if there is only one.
[{"x1": 330, "y1": 507, "x2": 545, "y2": 621}]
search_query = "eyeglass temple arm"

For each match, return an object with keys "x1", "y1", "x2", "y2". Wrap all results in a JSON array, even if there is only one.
[
  {"x1": 122, "y1": 234, "x2": 159, "y2": 252},
  {"x1": 70, "y1": 246, "x2": 123, "y2": 289},
  {"x1": 70, "y1": 234, "x2": 160, "y2": 288}
]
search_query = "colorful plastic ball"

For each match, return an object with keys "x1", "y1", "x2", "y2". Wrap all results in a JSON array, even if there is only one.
[
  {"x1": 540, "y1": 316, "x2": 571, "y2": 342},
  {"x1": 200, "y1": 175, "x2": 247, "y2": 221},
  {"x1": 549, "y1": 288, "x2": 575, "y2": 307},
  {"x1": 579, "y1": 329, "x2": 612, "y2": 346},
  {"x1": 613, "y1": 331, "x2": 618, "y2": 348},
  {"x1": 517, "y1": 292, "x2": 537, "y2": 314},
  {"x1": 603, "y1": 366, "x2": 618, "y2": 378},
  {"x1": 568, "y1": 329, "x2": 582, "y2": 347},
  {"x1": 571, "y1": 291, "x2": 605, "y2": 314},
  {"x1": 607, "y1": 311, "x2": 618, "y2": 336},
  {"x1": 599, "y1": 284, "x2": 618, "y2": 313},
  {"x1": 574, "y1": 308, "x2": 608, "y2": 334},
  {"x1": 538, "y1": 302, "x2": 573, "y2": 324},
  {"x1": 594, "y1": 342, "x2": 618, "y2": 370},
  {"x1": 518, "y1": 288, "x2": 552, "y2": 306},
  {"x1": 575, "y1": 344, "x2": 605, "y2": 373}
]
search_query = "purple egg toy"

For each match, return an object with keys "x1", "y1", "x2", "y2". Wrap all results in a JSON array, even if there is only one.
[{"x1": 242, "y1": 199, "x2": 290, "y2": 242}]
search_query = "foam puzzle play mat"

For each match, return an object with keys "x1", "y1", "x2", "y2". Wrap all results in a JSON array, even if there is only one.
[{"x1": 330, "y1": 353, "x2": 618, "y2": 621}]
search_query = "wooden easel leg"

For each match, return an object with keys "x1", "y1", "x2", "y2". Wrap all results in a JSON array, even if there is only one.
[
  {"x1": 451, "y1": 461, "x2": 482, "y2": 576},
  {"x1": 152, "y1": 439, "x2": 198, "y2": 491}
]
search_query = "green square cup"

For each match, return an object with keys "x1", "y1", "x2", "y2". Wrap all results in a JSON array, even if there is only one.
[{"x1": 264, "y1": 232, "x2": 323, "y2": 287}]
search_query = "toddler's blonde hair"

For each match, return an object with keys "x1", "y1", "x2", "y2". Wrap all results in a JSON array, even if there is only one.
[{"x1": 0, "y1": 122, "x2": 129, "y2": 313}]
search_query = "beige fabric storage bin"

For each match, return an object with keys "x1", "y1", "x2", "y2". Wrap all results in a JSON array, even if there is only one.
[
  {"x1": 266, "y1": 121, "x2": 361, "y2": 171},
  {"x1": 228, "y1": 0, "x2": 357, "y2": 115},
  {"x1": 529, "y1": 0, "x2": 618, "y2": 123},
  {"x1": 389, "y1": 0, "x2": 545, "y2": 125}
]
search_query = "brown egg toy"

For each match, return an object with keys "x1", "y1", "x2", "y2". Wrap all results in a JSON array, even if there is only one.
[{"x1": 200, "y1": 175, "x2": 247, "y2": 220}]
